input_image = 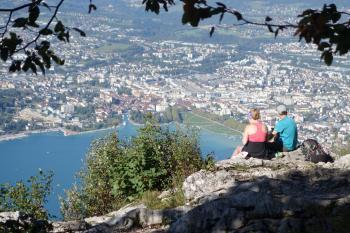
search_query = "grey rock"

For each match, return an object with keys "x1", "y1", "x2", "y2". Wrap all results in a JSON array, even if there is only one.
[
  {"x1": 0, "y1": 211, "x2": 21, "y2": 223},
  {"x1": 51, "y1": 220, "x2": 89, "y2": 233},
  {"x1": 333, "y1": 154, "x2": 350, "y2": 169},
  {"x1": 169, "y1": 148, "x2": 350, "y2": 233},
  {"x1": 183, "y1": 169, "x2": 235, "y2": 204}
]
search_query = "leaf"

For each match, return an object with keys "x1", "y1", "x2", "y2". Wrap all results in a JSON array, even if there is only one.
[
  {"x1": 329, "y1": 4, "x2": 337, "y2": 12},
  {"x1": 30, "y1": 63, "x2": 37, "y2": 75},
  {"x1": 42, "y1": 54, "x2": 51, "y2": 69},
  {"x1": 331, "y1": 12, "x2": 341, "y2": 23},
  {"x1": 33, "y1": 57, "x2": 45, "y2": 75},
  {"x1": 219, "y1": 12, "x2": 224, "y2": 23},
  {"x1": 0, "y1": 48, "x2": 9, "y2": 62},
  {"x1": 274, "y1": 29, "x2": 279, "y2": 38},
  {"x1": 54, "y1": 21, "x2": 65, "y2": 33},
  {"x1": 209, "y1": 26, "x2": 215, "y2": 37},
  {"x1": 298, "y1": 16, "x2": 311, "y2": 26},
  {"x1": 28, "y1": 5, "x2": 40, "y2": 24},
  {"x1": 51, "y1": 55, "x2": 64, "y2": 65},
  {"x1": 22, "y1": 57, "x2": 32, "y2": 72},
  {"x1": 163, "y1": 2, "x2": 168, "y2": 12},
  {"x1": 216, "y1": 2, "x2": 226, "y2": 8},
  {"x1": 38, "y1": 41, "x2": 50, "y2": 52},
  {"x1": 57, "y1": 33, "x2": 66, "y2": 42},
  {"x1": 13, "y1": 18, "x2": 28, "y2": 28},
  {"x1": 88, "y1": 4, "x2": 97, "y2": 14},
  {"x1": 9, "y1": 62, "x2": 17, "y2": 72},
  {"x1": 39, "y1": 28, "x2": 53, "y2": 35},
  {"x1": 299, "y1": 9, "x2": 315, "y2": 17},
  {"x1": 233, "y1": 11, "x2": 242, "y2": 21},
  {"x1": 72, "y1": 28, "x2": 86, "y2": 37},
  {"x1": 318, "y1": 42, "x2": 330, "y2": 51},
  {"x1": 15, "y1": 60, "x2": 22, "y2": 71},
  {"x1": 265, "y1": 16, "x2": 272, "y2": 22},
  {"x1": 323, "y1": 51, "x2": 333, "y2": 66},
  {"x1": 26, "y1": 21, "x2": 39, "y2": 28},
  {"x1": 267, "y1": 24, "x2": 274, "y2": 33},
  {"x1": 41, "y1": 2, "x2": 51, "y2": 11},
  {"x1": 65, "y1": 32, "x2": 70, "y2": 43}
]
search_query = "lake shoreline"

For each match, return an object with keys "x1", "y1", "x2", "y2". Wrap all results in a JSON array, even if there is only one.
[
  {"x1": 0, "y1": 126, "x2": 120, "y2": 143},
  {"x1": 0, "y1": 116, "x2": 241, "y2": 143}
]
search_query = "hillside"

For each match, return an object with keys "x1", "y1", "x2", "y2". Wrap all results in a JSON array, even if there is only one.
[{"x1": 2, "y1": 149, "x2": 350, "y2": 233}]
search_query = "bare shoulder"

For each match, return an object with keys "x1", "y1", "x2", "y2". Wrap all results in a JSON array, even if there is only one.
[
  {"x1": 244, "y1": 124, "x2": 252, "y2": 133},
  {"x1": 260, "y1": 122, "x2": 268, "y2": 133}
]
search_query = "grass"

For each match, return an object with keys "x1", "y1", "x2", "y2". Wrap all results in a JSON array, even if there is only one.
[
  {"x1": 141, "y1": 190, "x2": 185, "y2": 210},
  {"x1": 182, "y1": 112, "x2": 242, "y2": 136}
]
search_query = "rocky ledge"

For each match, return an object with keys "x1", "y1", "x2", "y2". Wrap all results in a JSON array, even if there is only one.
[{"x1": 1, "y1": 149, "x2": 350, "y2": 233}]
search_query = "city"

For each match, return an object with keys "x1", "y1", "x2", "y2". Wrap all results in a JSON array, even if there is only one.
[{"x1": 0, "y1": 0, "x2": 350, "y2": 150}]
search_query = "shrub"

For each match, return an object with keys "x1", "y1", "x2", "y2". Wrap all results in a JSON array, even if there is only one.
[
  {"x1": 61, "y1": 119, "x2": 205, "y2": 220},
  {"x1": 0, "y1": 170, "x2": 53, "y2": 220},
  {"x1": 61, "y1": 134, "x2": 124, "y2": 219}
]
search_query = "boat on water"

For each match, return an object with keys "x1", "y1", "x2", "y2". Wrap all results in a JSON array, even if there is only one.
[{"x1": 63, "y1": 129, "x2": 79, "y2": 136}]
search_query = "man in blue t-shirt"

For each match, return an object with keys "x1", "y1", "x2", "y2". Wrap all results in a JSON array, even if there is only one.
[{"x1": 269, "y1": 105, "x2": 298, "y2": 152}]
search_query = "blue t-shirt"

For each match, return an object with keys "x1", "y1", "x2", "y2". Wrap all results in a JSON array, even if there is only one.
[{"x1": 275, "y1": 116, "x2": 298, "y2": 151}]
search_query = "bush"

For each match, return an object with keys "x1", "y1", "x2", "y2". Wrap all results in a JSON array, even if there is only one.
[
  {"x1": 61, "y1": 119, "x2": 205, "y2": 220},
  {"x1": 0, "y1": 170, "x2": 53, "y2": 220},
  {"x1": 60, "y1": 134, "x2": 124, "y2": 219}
]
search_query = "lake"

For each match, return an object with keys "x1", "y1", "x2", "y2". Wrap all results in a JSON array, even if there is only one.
[{"x1": 0, "y1": 119, "x2": 240, "y2": 218}]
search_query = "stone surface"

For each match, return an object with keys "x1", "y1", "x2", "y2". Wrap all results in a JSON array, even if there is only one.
[
  {"x1": 183, "y1": 169, "x2": 236, "y2": 204},
  {"x1": 168, "y1": 149, "x2": 350, "y2": 233},
  {"x1": 0, "y1": 211, "x2": 21, "y2": 222},
  {"x1": 333, "y1": 154, "x2": 350, "y2": 169},
  {"x1": 51, "y1": 220, "x2": 89, "y2": 233}
]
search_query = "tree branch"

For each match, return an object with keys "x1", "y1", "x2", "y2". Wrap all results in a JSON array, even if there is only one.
[
  {"x1": 224, "y1": 8, "x2": 298, "y2": 29},
  {"x1": 0, "y1": 11, "x2": 13, "y2": 37},
  {"x1": 0, "y1": 3, "x2": 34, "y2": 13},
  {"x1": 14, "y1": 0, "x2": 65, "y2": 53}
]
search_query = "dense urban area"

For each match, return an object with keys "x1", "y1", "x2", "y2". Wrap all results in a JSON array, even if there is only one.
[{"x1": 1, "y1": 0, "x2": 350, "y2": 150}]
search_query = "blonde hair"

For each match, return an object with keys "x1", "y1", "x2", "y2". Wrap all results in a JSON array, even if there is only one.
[{"x1": 250, "y1": 108, "x2": 260, "y2": 120}]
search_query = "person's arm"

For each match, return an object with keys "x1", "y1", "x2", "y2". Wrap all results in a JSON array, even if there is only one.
[
  {"x1": 242, "y1": 125, "x2": 250, "y2": 145},
  {"x1": 271, "y1": 122, "x2": 283, "y2": 141},
  {"x1": 269, "y1": 131, "x2": 278, "y2": 142},
  {"x1": 263, "y1": 124, "x2": 269, "y2": 142}
]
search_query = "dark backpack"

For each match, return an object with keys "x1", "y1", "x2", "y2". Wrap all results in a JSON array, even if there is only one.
[{"x1": 301, "y1": 139, "x2": 334, "y2": 163}]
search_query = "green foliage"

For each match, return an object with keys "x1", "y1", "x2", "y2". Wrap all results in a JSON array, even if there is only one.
[
  {"x1": 202, "y1": 153, "x2": 216, "y2": 171},
  {"x1": 130, "y1": 106, "x2": 185, "y2": 124},
  {"x1": 61, "y1": 119, "x2": 204, "y2": 220},
  {"x1": 1, "y1": 1, "x2": 350, "y2": 72},
  {"x1": 143, "y1": 0, "x2": 174, "y2": 14},
  {"x1": 142, "y1": 1, "x2": 350, "y2": 66},
  {"x1": 295, "y1": 4, "x2": 350, "y2": 66},
  {"x1": 61, "y1": 134, "x2": 123, "y2": 219},
  {"x1": 0, "y1": 170, "x2": 53, "y2": 220},
  {"x1": 141, "y1": 189, "x2": 185, "y2": 210},
  {"x1": 0, "y1": 0, "x2": 92, "y2": 74}
]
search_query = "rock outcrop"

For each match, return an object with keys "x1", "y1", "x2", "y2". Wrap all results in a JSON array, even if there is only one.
[
  {"x1": 171, "y1": 151, "x2": 350, "y2": 233},
  {"x1": 1, "y1": 149, "x2": 350, "y2": 233}
]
